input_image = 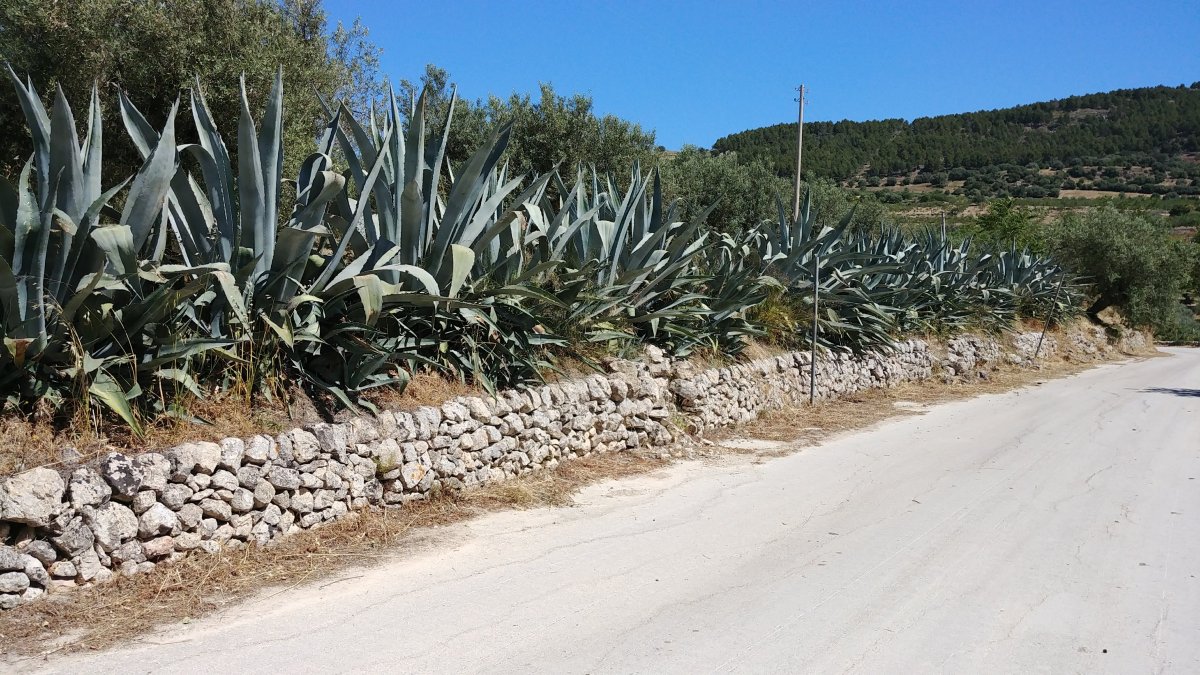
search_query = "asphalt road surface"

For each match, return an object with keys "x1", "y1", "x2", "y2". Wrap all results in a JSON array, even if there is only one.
[{"x1": 30, "y1": 348, "x2": 1200, "y2": 674}]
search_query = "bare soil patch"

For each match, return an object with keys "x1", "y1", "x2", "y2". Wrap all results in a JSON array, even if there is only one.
[{"x1": 1059, "y1": 189, "x2": 1151, "y2": 199}]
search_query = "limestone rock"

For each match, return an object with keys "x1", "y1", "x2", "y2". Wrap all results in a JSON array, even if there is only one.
[
  {"x1": 289, "y1": 429, "x2": 321, "y2": 464},
  {"x1": 50, "y1": 519, "x2": 94, "y2": 557},
  {"x1": 160, "y1": 483, "x2": 194, "y2": 510},
  {"x1": 0, "y1": 546, "x2": 25, "y2": 572},
  {"x1": 312, "y1": 423, "x2": 348, "y2": 455},
  {"x1": 237, "y1": 465, "x2": 262, "y2": 489},
  {"x1": 110, "y1": 540, "x2": 145, "y2": 565},
  {"x1": 24, "y1": 557, "x2": 50, "y2": 586},
  {"x1": 0, "y1": 572, "x2": 29, "y2": 594},
  {"x1": 134, "y1": 453, "x2": 171, "y2": 493},
  {"x1": 218, "y1": 437, "x2": 245, "y2": 472},
  {"x1": 177, "y1": 503, "x2": 203, "y2": 529},
  {"x1": 87, "y1": 502, "x2": 138, "y2": 551},
  {"x1": 199, "y1": 498, "x2": 232, "y2": 522},
  {"x1": 131, "y1": 490, "x2": 158, "y2": 515},
  {"x1": 142, "y1": 536, "x2": 174, "y2": 559},
  {"x1": 48, "y1": 560, "x2": 77, "y2": 578},
  {"x1": 100, "y1": 452, "x2": 144, "y2": 499},
  {"x1": 138, "y1": 503, "x2": 178, "y2": 538},
  {"x1": 75, "y1": 549, "x2": 103, "y2": 581},
  {"x1": 243, "y1": 435, "x2": 274, "y2": 464},
  {"x1": 173, "y1": 532, "x2": 202, "y2": 551},
  {"x1": 252, "y1": 480, "x2": 276, "y2": 509},
  {"x1": 22, "y1": 540, "x2": 56, "y2": 566},
  {"x1": 0, "y1": 467, "x2": 65, "y2": 526},
  {"x1": 168, "y1": 441, "x2": 222, "y2": 477},
  {"x1": 266, "y1": 467, "x2": 301, "y2": 491},
  {"x1": 68, "y1": 467, "x2": 111, "y2": 509},
  {"x1": 230, "y1": 488, "x2": 255, "y2": 513},
  {"x1": 210, "y1": 470, "x2": 239, "y2": 492}
]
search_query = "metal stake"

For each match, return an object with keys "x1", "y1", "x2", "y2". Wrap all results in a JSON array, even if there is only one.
[
  {"x1": 1033, "y1": 273, "x2": 1067, "y2": 361},
  {"x1": 809, "y1": 254, "x2": 820, "y2": 405}
]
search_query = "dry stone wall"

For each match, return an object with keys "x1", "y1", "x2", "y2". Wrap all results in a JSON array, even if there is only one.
[
  {"x1": 0, "y1": 331, "x2": 1110, "y2": 610},
  {"x1": 672, "y1": 339, "x2": 933, "y2": 430}
]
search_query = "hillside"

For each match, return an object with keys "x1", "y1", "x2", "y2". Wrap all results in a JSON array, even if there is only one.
[{"x1": 712, "y1": 84, "x2": 1200, "y2": 200}]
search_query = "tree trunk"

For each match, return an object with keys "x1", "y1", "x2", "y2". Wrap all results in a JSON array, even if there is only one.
[{"x1": 1085, "y1": 297, "x2": 1110, "y2": 325}]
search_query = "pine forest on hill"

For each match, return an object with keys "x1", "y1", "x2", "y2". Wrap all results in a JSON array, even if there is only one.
[{"x1": 713, "y1": 84, "x2": 1200, "y2": 201}]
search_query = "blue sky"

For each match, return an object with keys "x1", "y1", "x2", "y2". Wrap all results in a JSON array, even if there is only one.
[{"x1": 326, "y1": 0, "x2": 1200, "y2": 150}]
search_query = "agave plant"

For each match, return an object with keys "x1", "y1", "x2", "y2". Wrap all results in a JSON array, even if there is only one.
[
  {"x1": 532, "y1": 164, "x2": 718, "y2": 354},
  {"x1": 0, "y1": 68, "x2": 239, "y2": 429},
  {"x1": 119, "y1": 70, "x2": 421, "y2": 408},
  {"x1": 319, "y1": 85, "x2": 569, "y2": 396},
  {"x1": 746, "y1": 191, "x2": 900, "y2": 352}
]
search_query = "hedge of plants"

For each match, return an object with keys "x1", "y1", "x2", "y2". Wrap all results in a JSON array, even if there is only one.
[{"x1": 0, "y1": 67, "x2": 1077, "y2": 432}]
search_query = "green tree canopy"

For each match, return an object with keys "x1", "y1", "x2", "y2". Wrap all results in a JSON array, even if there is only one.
[
  {"x1": 1049, "y1": 206, "x2": 1195, "y2": 328},
  {"x1": 399, "y1": 65, "x2": 657, "y2": 181},
  {"x1": 0, "y1": 0, "x2": 384, "y2": 181},
  {"x1": 658, "y1": 147, "x2": 786, "y2": 233},
  {"x1": 961, "y1": 198, "x2": 1046, "y2": 251}
]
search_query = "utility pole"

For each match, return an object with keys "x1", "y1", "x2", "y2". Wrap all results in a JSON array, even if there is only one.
[{"x1": 792, "y1": 84, "x2": 807, "y2": 222}]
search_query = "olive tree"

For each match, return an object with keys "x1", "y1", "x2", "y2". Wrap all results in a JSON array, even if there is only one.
[{"x1": 1050, "y1": 206, "x2": 1195, "y2": 329}]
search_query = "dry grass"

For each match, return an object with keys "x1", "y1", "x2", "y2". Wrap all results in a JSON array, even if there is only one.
[
  {"x1": 721, "y1": 360, "x2": 1088, "y2": 450},
  {"x1": 0, "y1": 371, "x2": 485, "y2": 478},
  {"x1": 362, "y1": 372, "x2": 482, "y2": 411},
  {"x1": 0, "y1": 451, "x2": 668, "y2": 659}
]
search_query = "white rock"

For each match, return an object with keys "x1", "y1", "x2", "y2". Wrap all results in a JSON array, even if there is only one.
[
  {"x1": 252, "y1": 480, "x2": 276, "y2": 509},
  {"x1": 138, "y1": 503, "x2": 179, "y2": 538},
  {"x1": 173, "y1": 532, "x2": 202, "y2": 551},
  {"x1": 0, "y1": 468, "x2": 65, "y2": 526},
  {"x1": 142, "y1": 537, "x2": 174, "y2": 559},
  {"x1": 243, "y1": 435, "x2": 274, "y2": 464},
  {"x1": 134, "y1": 453, "x2": 171, "y2": 493},
  {"x1": 218, "y1": 437, "x2": 245, "y2": 472},
  {"x1": 22, "y1": 540, "x2": 56, "y2": 565},
  {"x1": 75, "y1": 548, "x2": 103, "y2": 581},
  {"x1": 131, "y1": 490, "x2": 158, "y2": 515},
  {"x1": 230, "y1": 488, "x2": 255, "y2": 513},
  {"x1": 169, "y1": 442, "x2": 223, "y2": 476},
  {"x1": 24, "y1": 557, "x2": 50, "y2": 586},
  {"x1": 68, "y1": 467, "x2": 111, "y2": 509},
  {"x1": 87, "y1": 502, "x2": 138, "y2": 551},
  {"x1": 48, "y1": 560, "x2": 77, "y2": 578},
  {"x1": 210, "y1": 470, "x2": 239, "y2": 492},
  {"x1": 289, "y1": 429, "x2": 321, "y2": 464},
  {"x1": 160, "y1": 483, "x2": 193, "y2": 510}
]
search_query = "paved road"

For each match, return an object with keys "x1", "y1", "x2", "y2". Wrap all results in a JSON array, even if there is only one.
[{"x1": 31, "y1": 349, "x2": 1200, "y2": 674}]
